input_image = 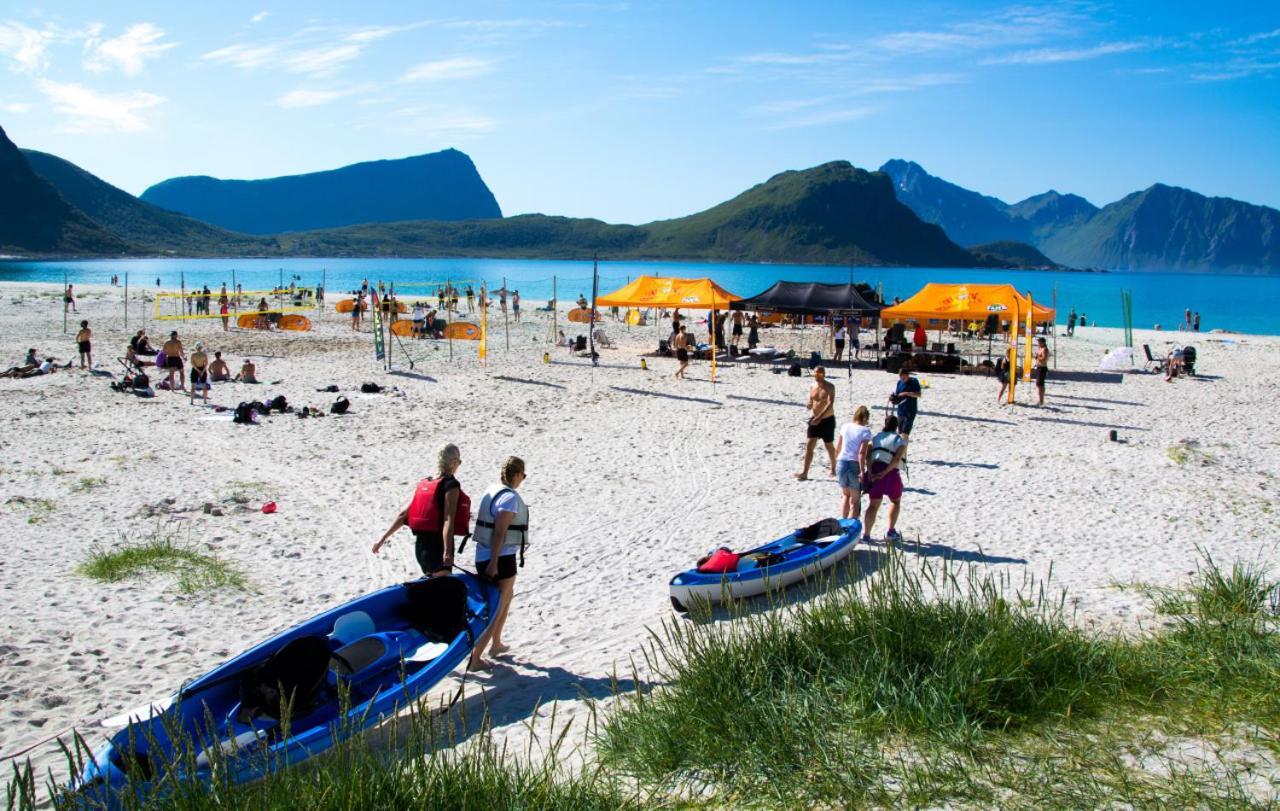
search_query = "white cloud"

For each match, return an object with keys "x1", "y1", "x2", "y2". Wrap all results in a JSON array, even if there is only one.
[
  {"x1": 277, "y1": 85, "x2": 366, "y2": 108},
  {"x1": 83, "y1": 22, "x2": 176, "y2": 75},
  {"x1": 3, "y1": 102, "x2": 31, "y2": 113},
  {"x1": 762, "y1": 106, "x2": 876, "y2": 130},
  {"x1": 203, "y1": 23, "x2": 420, "y2": 77},
  {"x1": 391, "y1": 105, "x2": 498, "y2": 135},
  {"x1": 401, "y1": 56, "x2": 493, "y2": 82},
  {"x1": 36, "y1": 78, "x2": 164, "y2": 132},
  {"x1": 0, "y1": 21, "x2": 70, "y2": 74},
  {"x1": 985, "y1": 40, "x2": 1147, "y2": 65},
  {"x1": 1232, "y1": 27, "x2": 1280, "y2": 46},
  {"x1": 250, "y1": 11, "x2": 271, "y2": 24}
]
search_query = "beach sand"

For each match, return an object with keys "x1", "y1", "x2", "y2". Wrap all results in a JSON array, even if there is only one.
[{"x1": 1, "y1": 281, "x2": 1277, "y2": 784}]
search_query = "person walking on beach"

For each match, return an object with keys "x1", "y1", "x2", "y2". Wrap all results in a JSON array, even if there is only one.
[
  {"x1": 350, "y1": 294, "x2": 363, "y2": 331},
  {"x1": 891, "y1": 368, "x2": 921, "y2": 439},
  {"x1": 834, "y1": 405, "x2": 872, "y2": 520},
  {"x1": 1067, "y1": 308, "x2": 1077, "y2": 337},
  {"x1": 75, "y1": 320, "x2": 92, "y2": 369},
  {"x1": 995, "y1": 353, "x2": 1011, "y2": 404},
  {"x1": 64, "y1": 284, "x2": 77, "y2": 314},
  {"x1": 731, "y1": 310, "x2": 744, "y2": 354},
  {"x1": 833, "y1": 322, "x2": 847, "y2": 363},
  {"x1": 161, "y1": 331, "x2": 185, "y2": 393},
  {"x1": 374, "y1": 443, "x2": 468, "y2": 579},
  {"x1": 466, "y1": 286, "x2": 475, "y2": 313},
  {"x1": 1193, "y1": 312, "x2": 1201, "y2": 332},
  {"x1": 469, "y1": 456, "x2": 530, "y2": 671},
  {"x1": 189, "y1": 342, "x2": 210, "y2": 404},
  {"x1": 219, "y1": 286, "x2": 230, "y2": 331},
  {"x1": 512, "y1": 290, "x2": 521, "y2": 323},
  {"x1": 1184, "y1": 307, "x2": 1192, "y2": 332},
  {"x1": 862, "y1": 415, "x2": 908, "y2": 543},
  {"x1": 1034, "y1": 337, "x2": 1050, "y2": 406},
  {"x1": 747, "y1": 314, "x2": 760, "y2": 351},
  {"x1": 673, "y1": 325, "x2": 690, "y2": 379},
  {"x1": 796, "y1": 366, "x2": 836, "y2": 481}
]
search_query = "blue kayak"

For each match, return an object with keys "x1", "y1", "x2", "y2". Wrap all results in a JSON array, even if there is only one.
[
  {"x1": 72, "y1": 573, "x2": 498, "y2": 807},
  {"x1": 669, "y1": 518, "x2": 861, "y2": 611}
]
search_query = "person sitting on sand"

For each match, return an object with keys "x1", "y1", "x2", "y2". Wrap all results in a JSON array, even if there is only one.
[
  {"x1": 189, "y1": 343, "x2": 210, "y2": 404},
  {"x1": 2, "y1": 349, "x2": 40, "y2": 378},
  {"x1": 76, "y1": 320, "x2": 92, "y2": 369},
  {"x1": 862, "y1": 414, "x2": 908, "y2": 543},
  {"x1": 208, "y1": 351, "x2": 231, "y2": 382},
  {"x1": 576, "y1": 293, "x2": 588, "y2": 309},
  {"x1": 1165, "y1": 346, "x2": 1184, "y2": 382},
  {"x1": 130, "y1": 330, "x2": 155, "y2": 357},
  {"x1": 469, "y1": 456, "x2": 530, "y2": 672},
  {"x1": 161, "y1": 331, "x2": 185, "y2": 393},
  {"x1": 234, "y1": 359, "x2": 258, "y2": 384}
]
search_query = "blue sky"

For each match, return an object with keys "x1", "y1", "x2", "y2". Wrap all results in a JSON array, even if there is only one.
[{"x1": 1, "y1": 1, "x2": 1278, "y2": 224}]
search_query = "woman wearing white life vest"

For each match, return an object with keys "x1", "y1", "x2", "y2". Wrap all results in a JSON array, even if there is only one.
[
  {"x1": 373, "y1": 444, "x2": 470, "y2": 577},
  {"x1": 468, "y1": 456, "x2": 529, "y2": 671}
]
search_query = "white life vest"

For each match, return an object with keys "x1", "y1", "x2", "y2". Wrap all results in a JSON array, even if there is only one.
[
  {"x1": 868, "y1": 431, "x2": 905, "y2": 470},
  {"x1": 471, "y1": 484, "x2": 529, "y2": 564}
]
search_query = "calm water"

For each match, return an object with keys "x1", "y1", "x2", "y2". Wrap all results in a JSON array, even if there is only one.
[{"x1": 2, "y1": 257, "x2": 1276, "y2": 334}]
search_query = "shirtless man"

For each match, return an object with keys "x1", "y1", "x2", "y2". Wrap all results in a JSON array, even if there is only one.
[
  {"x1": 234, "y1": 359, "x2": 258, "y2": 384},
  {"x1": 161, "y1": 331, "x2": 185, "y2": 393},
  {"x1": 208, "y1": 351, "x2": 231, "y2": 381},
  {"x1": 796, "y1": 366, "x2": 836, "y2": 481},
  {"x1": 731, "y1": 310, "x2": 744, "y2": 354},
  {"x1": 1033, "y1": 337, "x2": 1050, "y2": 406},
  {"x1": 75, "y1": 320, "x2": 92, "y2": 369},
  {"x1": 673, "y1": 325, "x2": 691, "y2": 379}
]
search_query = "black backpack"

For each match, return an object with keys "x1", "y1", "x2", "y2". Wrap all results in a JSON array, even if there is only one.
[
  {"x1": 132, "y1": 372, "x2": 150, "y2": 390},
  {"x1": 360, "y1": 382, "x2": 381, "y2": 394},
  {"x1": 233, "y1": 402, "x2": 256, "y2": 424},
  {"x1": 788, "y1": 363, "x2": 802, "y2": 377},
  {"x1": 270, "y1": 395, "x2": 289, "y2": 413},
  {"x1": 330, "y1": 396, "x2": 350, "y2": 415}
]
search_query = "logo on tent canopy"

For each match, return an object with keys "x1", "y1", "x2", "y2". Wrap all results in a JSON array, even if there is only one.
[
  {"x1": 681, "y1": 296, "x2": 699, "y2": 303},
  {"x1": 986, "y1": 304, "x2": 1008, "y2": 312}
]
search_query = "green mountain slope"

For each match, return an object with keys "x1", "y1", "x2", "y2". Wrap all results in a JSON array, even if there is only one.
[
  {"x1": 1041, "y1": 184, "x2": 1280, "y2": 272},
  {"x1": 968, "y1": 241, "x2": 1058, "y2": 269},
  {"x1": 22, "y1": 149, "x2": 276, "y2": 255},
  {"x1": 0, "y1": 126, "x2": 129, "y2": 255},
  {"x1": 287, "y1": 161, "x2": 984, "y2": 266}
]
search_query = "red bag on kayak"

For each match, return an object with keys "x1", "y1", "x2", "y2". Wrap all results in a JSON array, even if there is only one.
[{"x1": 697, "y1": 547, "x2": 740, "y2": 574}]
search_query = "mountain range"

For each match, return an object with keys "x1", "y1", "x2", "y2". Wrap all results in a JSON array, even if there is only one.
[
  {"x1": 881, "y1": 159, "x2": 1279, "y2": 273},
  {"x1": 139, "y1": 149, "x2": 502, "y2": 234}
]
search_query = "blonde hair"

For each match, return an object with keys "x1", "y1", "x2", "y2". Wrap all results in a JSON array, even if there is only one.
[
  {"x1": 853, "y1": 405, "x2": 870, "y2": 425},
  {"x1": 437, "y1": 443, "x2": 461, "y2": 477},
  {"x1": 500, "y1": 456, "x2": 526, "y2": 486}
]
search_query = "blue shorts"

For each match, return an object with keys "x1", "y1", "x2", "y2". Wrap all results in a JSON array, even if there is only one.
[
  {"x1": 836, "y1": 459, "x2": 861, "y2": 489},
  {"x1": 897, "y1": 409, "x2": 917, "y2": 435}
]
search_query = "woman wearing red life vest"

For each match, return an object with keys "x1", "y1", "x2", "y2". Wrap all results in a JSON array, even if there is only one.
[{"x1": 373, "y1": 444, "x2": 471, "y2": 577}]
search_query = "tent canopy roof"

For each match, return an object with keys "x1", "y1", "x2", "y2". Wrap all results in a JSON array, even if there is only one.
[
  {"x1": 729, "y1": 281, "x2": 881, "y2": 315},
  {"x1": 596, "y1": 276, "x2": 741, "y2": 309},
  {"x1": 880, "y1": 283, "x2": 1054, "y2": 323}
]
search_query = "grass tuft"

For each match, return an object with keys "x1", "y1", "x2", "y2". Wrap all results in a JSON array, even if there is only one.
[
  {"x1": 6, "y1": 495, "x2": 55, "y2": 524},
  {"x1": 79, "y1": 531, "x2": 246, "y2": 594},
  {"x1": 72, "y1": 476, "x2": 107, "y2": 492}
]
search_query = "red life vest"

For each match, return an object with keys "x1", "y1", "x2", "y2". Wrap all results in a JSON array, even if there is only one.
[
  {"x1": 406, "y1": 478, "x2": 471, "y2": 535},
  {"x1": 697, "y1": 547, "x2": 740, "y2": 574}
]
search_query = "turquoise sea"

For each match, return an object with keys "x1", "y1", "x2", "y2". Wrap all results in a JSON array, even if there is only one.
[{"x1": 2, "y1": 258, "x2": 1277, "y2": 334}]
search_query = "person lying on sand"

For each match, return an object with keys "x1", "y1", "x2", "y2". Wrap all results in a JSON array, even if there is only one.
[
  {"x1": 208, "y1": 351, "x2": 231, "y2": 382},
  {"x1": 234, "y1": 359, "x2": 258, "y2": 384},
  {"x1": 2, "y1": 349, "x2": 66, "y2": 378}
]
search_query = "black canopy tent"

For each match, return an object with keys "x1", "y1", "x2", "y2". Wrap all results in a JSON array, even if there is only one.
[
  {"x1": 729, "y1": 281, "x2": 882, "y2": 316},
  {"x1": 730, "y1": 281, "x2": 884, "y2": 389}
]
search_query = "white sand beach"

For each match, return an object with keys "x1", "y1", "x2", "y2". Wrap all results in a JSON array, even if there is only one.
[{"x1": 1, "y1": 281, "x2": 1277, "y2": 783}]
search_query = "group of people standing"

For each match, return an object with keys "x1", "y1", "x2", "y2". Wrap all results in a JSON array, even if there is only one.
[
  {"x1": 374, "y1": 448, "x2": 530, "y2": 673},
  {"x1": 797, "y1": 366, "x2": 919, "y2": 542}
]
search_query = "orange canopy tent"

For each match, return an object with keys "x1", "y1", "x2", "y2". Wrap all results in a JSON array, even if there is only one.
[
  {"x1": 596, "y1": 276, "x2": 741, "y2": 309},
  {"x1": 879, "y1": 283, "x2": 1054, "y2": 324}
]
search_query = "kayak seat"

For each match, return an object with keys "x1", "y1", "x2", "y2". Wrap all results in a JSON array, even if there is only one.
[
  {"x1": 236, "y1": 635, "x2": 331, "y2": 724},
  {"x1": 399, "y1": 577, "x2": 472, "y2": 644},
  {"x1": 328, "y1": 630, "x2": 428, "y2": 693}
]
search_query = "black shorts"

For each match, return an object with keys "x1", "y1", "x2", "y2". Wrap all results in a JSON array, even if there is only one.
[
  {"x1": 78, "y1": 341, "x2": 91, "y2": 354},
  {"x1": 897, "y1": 409, "x2": 917, "y2": 435},
  {"x1": 732, "y1": 325, "x2": 743, "y2": 337},
  {"x1": 414, "y1": 530, "x2": 449, "y2": 575},
  {"x1": 190, "y1": 367, "x2": 208, "y2": 384},
  {"x1": 834, "y1": 339, "x2": 845, "y2": 351},
  {"x1": 676, "y1": 348, "x2": 689, "y2": 362},
  {"x1": 1036, "y1": 366, "x2": 1048, "y2": 387},
  {"x1": 807, "y1": 415, "x2": 836, "y2": 443},
  {"x1": 164, "y1": 356, "x2": 182, "y2": 370},
  {"x1": 479, "y1": 555, "x2": 518, "y2": 582}
]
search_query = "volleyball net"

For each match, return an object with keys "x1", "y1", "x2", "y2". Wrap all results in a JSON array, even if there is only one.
[{"x1": 153, "y1": 288, "x2": 318, "y2": 321}]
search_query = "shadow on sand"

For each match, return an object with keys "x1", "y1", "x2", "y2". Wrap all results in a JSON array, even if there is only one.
[
  {"x1": 725, "y1": 394, "x2": 805, "y2": 408},
  {"x1": 917, "y1": 459, "x2": 999, "y2": 470},
  {"x1": 919, "y1": 410, "x2": 1017, "y2": 426},
  {"x1": 867, "y1": 537, "x2": 1028, "y2": 565},
  {"x1": 1028, "y1": 415, "x2": 1150, "y2": 432},
  {"x1": 388, "y1": 369, "x2": 438, "y2": 383},
  {"x1": 610, "y1": 386, "x2": 721, "y2": 406},
  {"x1": 494, "y1": 375, "x2": 567, "y2": 390}
]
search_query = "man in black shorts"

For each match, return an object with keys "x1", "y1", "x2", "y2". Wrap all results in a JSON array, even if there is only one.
[
  {"x1": 1034, "y1": 337, "x2": 1049, "y2": 405},
  {"x1": 796, "y1": 365, "x2": 836, "y2": 481}
]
